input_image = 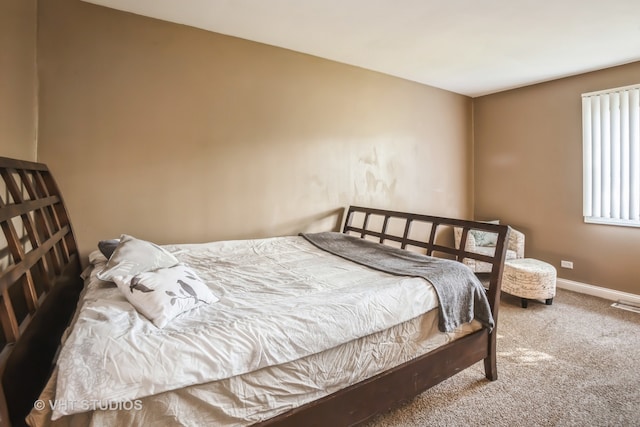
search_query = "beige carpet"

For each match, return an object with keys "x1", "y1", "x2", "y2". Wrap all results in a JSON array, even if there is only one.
[{"x1": 365, "y1": 288, "x2": 640, "y2": 426}]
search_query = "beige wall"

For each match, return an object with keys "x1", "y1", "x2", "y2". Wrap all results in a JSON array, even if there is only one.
[
  {"x1": 36, "y1": 0, "x2": 473, "y2": 257},
  {"x1": 4, "y1": 0, "x2": 637, "y2": 295},
  {"x1": 474, "y1": 61, "x2": 640, "y2": 295},
  {"x1": 0, "y1": 0, "x2": 38, "y2": 161}
]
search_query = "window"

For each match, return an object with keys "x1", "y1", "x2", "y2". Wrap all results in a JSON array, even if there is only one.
[{"x1": 582, "y1": 84, "x2": 640, "y2": 227}]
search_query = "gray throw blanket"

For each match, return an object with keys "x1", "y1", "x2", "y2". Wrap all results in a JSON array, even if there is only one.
[{"x1": 300, "y1": 232, "x2": 494, "y2": 333}]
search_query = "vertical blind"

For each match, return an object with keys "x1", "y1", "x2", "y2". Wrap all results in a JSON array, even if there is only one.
[{"x1": 582, "y1": 84, "x2": 640, "y2": 226}]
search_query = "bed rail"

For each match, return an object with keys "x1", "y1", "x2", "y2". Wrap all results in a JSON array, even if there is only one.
[
  {"x1": 0, "y1": 157, "x2": 83, "y2": 427},
  {"x1": 261, "y1": 205, "x2": 511, "y2": 427}
]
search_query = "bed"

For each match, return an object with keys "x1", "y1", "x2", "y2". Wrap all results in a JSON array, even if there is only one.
[{"x1": 0, "y1": 156, "x2": 510, "y2": 427}]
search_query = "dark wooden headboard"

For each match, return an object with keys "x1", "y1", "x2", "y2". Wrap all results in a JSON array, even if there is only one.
[{"x1": 0, "y1": 157, "x2": 83, "y2": 427}]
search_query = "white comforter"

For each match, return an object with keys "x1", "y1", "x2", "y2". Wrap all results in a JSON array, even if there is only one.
[{"x1": 52, "y1": 236, "x2": 440, "y2": 419}]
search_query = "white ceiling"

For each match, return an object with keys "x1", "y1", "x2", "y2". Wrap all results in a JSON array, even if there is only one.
[{"x1": 82, "y1": 0, "x2": 640, "y2": 97}]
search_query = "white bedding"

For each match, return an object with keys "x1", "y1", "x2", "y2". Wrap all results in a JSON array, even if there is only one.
[{"x1": 28, "y1": 235, "x2": 482, "y2": 426}]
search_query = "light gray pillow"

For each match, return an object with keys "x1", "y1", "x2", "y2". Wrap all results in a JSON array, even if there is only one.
[
  {"x1": 113, "y1": 264, "x2": 218, "y2": 328},
  {"x1": 97, "y1": 234, "x2": 179, "y2": 282}
]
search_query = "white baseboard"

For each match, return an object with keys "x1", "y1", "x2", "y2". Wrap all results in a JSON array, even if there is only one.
[{"x1": 556, "y1": 278, "x2": 640, "y2": 305}]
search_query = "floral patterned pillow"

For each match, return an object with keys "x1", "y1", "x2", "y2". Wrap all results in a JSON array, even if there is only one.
[
  {"x1": 97, "y1": 234, "x2": 179, "y2": 282},
  {"x1": 469, "y1": 220, "x2": 500, "y2": 247},
  {"x1": 113, "y1": 264, "x2": 218, "y2": 328}
]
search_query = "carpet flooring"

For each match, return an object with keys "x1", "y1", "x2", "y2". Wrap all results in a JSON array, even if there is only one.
[{"x1": 365, "y1": 288, "x2": 640, "y2": 427}]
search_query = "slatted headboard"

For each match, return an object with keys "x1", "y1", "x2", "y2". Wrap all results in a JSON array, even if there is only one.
[{"x1": 0, "y1": 157, "x2": 83, "y2": 427}]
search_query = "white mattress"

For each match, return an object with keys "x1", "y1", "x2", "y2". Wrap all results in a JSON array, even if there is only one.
[{"x1": 28, "y1": 236, "x2": 481, "y2": 426}]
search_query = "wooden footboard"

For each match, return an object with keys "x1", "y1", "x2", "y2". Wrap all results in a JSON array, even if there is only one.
[
  {"x1": 341, "y1": 206, "x2": 509, "y2": 335},
  {"x1": 0, "y1": 157, "x2": 83, "y2": 427}
]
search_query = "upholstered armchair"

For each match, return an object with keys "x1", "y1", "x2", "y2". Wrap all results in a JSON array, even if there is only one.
[{"x1": 454, "y1": 225, "x2": 525, "y2": 273}]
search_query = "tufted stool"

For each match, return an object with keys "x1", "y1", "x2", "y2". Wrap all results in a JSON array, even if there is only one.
[{"x1": 502, "y1": 258, "x2": 557, "y2": 308}]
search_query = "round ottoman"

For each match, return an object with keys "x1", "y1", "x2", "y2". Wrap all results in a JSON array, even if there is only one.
[{"x1": 502, "y1": 258, "x2": 557, "y2": 308}]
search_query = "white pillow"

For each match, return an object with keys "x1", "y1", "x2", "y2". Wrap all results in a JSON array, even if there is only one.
[
  {"x1": 114, "y1": 264, "x2": 218, "y2": 328},
  {"x1": 97, "y1": 234, "x2": 179, "y2": 282}
]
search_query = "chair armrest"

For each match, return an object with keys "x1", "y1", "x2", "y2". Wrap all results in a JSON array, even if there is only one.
[
  {"x1": 507, "y1": 227, "x2": 525, "y2": 258},
  {"x1": 454, "y1": 226, "x2": 477, "y2": 251}
]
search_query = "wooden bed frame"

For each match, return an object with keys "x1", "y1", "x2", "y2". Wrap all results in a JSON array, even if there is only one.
[{"x1": 0, "y1": 157, "x2": 510, "y2": 427}]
